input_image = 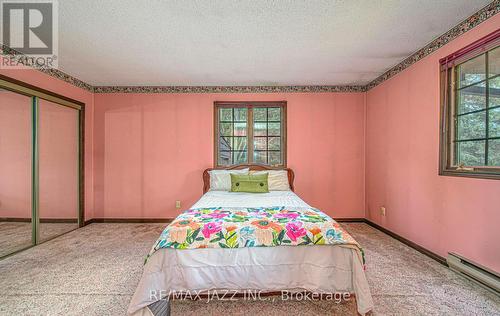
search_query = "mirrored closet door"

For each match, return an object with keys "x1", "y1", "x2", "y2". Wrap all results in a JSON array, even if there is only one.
[
  {"x1": 0, "y1": 76, "x2": 83, "y2": 258},
  {"x1": 38, "y1": 99, "x2": 80, "y2": 242},
  {"x1": 0, "y1": 90, "x2": 33, "y2": 257}
]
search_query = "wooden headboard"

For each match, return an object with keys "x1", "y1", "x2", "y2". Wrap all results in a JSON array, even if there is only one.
[{"x1": 203, "y1": 164, "x2": 295, "y2": 193}]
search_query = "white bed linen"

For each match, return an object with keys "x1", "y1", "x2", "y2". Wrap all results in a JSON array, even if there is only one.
[
  {"x1": 128, "y1": 191, "x2": 373, "y2": 315},
  {"x1": 192, "y1": 190, "x2": 311, "y2": 209}
]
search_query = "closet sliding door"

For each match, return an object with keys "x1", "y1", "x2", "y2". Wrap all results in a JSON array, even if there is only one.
[
  {"x1": 0, "y1": 76, "x2": 83, "y2": 258},
  {"x1": 38, "y1": 99, "x2": 80, "y2": 242},
  {"x1": 0, "y1": 90, "x2": 33, "y2": 257}
]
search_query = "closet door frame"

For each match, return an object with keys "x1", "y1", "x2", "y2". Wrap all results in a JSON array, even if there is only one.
[{"x1": 0, "y1": 74, "x2": 85, "y2": 247}]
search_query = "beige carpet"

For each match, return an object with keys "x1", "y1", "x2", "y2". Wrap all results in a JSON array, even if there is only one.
[{"x1": 0, "y1": 223, "x2": 498, "y2": 315}]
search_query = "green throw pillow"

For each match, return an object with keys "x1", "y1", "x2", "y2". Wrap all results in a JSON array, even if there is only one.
[{"x1": 230, "y1": 173, "x2": 269, "y2": 193}]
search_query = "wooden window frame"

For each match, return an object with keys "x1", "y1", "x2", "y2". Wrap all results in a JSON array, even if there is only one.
[
  {"x1": 214, "y1": 101, "x2": 287, "y2": 168},
  {"x1": 439, "y1": 29, "x2": 500, "y2": 180}
]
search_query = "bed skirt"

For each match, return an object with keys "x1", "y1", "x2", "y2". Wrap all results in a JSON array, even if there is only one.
[{"x1": 128, "y1": 245, "x2": 373, "y2": 315}]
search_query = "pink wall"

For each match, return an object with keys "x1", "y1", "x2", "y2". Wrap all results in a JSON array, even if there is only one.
[
  {"x1": 365, "y1": 16, "x2": 500, "y2": 271},
  {"x1": 93, "y1": 93, "x2": 366, "y2": 219},
  {"x1": 0, "y1": 69, "x2": 94, "y2": 220}
]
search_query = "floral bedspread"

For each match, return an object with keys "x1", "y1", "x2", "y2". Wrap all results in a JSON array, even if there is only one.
[{"x1": 147, "y1": 207, "x2": 365, "y2": 264}]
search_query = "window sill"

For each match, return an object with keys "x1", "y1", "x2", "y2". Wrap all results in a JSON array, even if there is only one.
[{"x1": 439, "y1": 168, "x2": 500, "y2": 180}]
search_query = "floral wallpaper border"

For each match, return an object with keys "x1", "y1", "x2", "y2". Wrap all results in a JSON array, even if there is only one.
[
  {"x1": 0, "y1": 44, "x2": 94, "y2": 92},
  {"x1": 1, "y1": 1, "x2": 498, "y2": 94},
  {"x1": 92, "y1": 85, "x2": 366, "y2": 93}
]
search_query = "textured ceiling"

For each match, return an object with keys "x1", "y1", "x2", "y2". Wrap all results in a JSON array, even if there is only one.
[{"x1": 58, "y1": 0, "x2": 491, "y2": 86}]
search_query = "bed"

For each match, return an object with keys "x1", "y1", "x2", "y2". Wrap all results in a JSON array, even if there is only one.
[{"x1": 128, "y1": 165, "x2": 373, "y2": 315}]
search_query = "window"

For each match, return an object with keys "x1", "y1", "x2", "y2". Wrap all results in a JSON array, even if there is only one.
[
  {"x1": 214, "y1": 102, "x2": 286, "y2": 167},
  {"x1": 440, "y1": 30, "x2": 500, "y2": 179}
]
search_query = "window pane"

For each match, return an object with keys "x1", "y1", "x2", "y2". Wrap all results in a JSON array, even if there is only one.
[
  {"x1": 489, "y1": 107, "x2": 500, "y2": 137},
  {"x1": 268, "y1": 107, "x2": 281, "y2": 121},
  {"x1": 488, "y1": 46, "x2": 500, "y2": 78},
  {"x1": 234, "y1": 108, "x2": 247, "y2": 121},
  {"x1": 488, "y1": 139, "x2": 500, "y2": 166},
  {"x1": 219, "y1": 136, "x2": 232, "y2": 151},
  {"x1": 233, "y1": 151, "x2": 247, "y2": 164},
  {"x1": 220, "y1": 123, "x2": 232, "y2": 136},
  {"x1": 233, "y1": 137, "x2": 247, "y2": 151},
  {"x1": 254, "y1": 108, "x2": 267, "y2": 121},
  {"x1": 254, "y1": 137, "x2": 267, "y2": 150},
  {"x1": 268, "y1": 122, "x2": 281, "y2": 136},
  {"x1": 458, "y1": 54, "x2": 486, "y2": 88},
  {"x1": 457, "y1": 84, "x2": 486, "y2": 114},
  {"x1": 254, "y1": 151, "x2": 267, "y2": 164},
  {"x1": 457, "y1": 141, "x2": 485, "y2": 166},
  {"x1": 234, "y1": 122, "x2": 247, "y2": 136},
  {"x1": 218, "y1": 151, "x2": 231, "y2": 166},
  {"x1": 220, "y1": 108, "x2": 232, "y2": 121},
  {"x1": 269, "y1": 151, "x2": 282, "y2": 165},
  {"x1": 457, "y1": 111, "x2": 486, "y2": 140},
  {"x1": 489, "y1": 76, "x2": 500, "y2": 107},
  {"x1": 268, "y1": 137, "x2": 281, "y2": 150},
  {"x1": 254, "y1": 122, "x2": 267, "y2": 136}
]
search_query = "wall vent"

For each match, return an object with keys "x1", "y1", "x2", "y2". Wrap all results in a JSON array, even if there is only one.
[{"x1": 447, "y1": 252, "x2": 499, "y2": 293}]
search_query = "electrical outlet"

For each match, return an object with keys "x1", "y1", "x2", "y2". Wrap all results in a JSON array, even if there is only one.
[
  {"x1": 175, "y1": 200, "x2": 181, "y2": 209},
  {"x1": 380, "y1": 206, "x2": 386, "y2": 216}
]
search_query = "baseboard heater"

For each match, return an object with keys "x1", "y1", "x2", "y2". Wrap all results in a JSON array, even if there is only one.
[{"x1": 447, "y1": 252, "x2": 500, "y2": 293}]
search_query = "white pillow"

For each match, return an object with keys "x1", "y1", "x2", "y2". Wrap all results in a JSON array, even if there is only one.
[
  {"x1": 250, "y1": 170, "x2": 290, "y2": 191},
  {"x1": 209, "y1": 168, "x2": 249, "y2": 191}
]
